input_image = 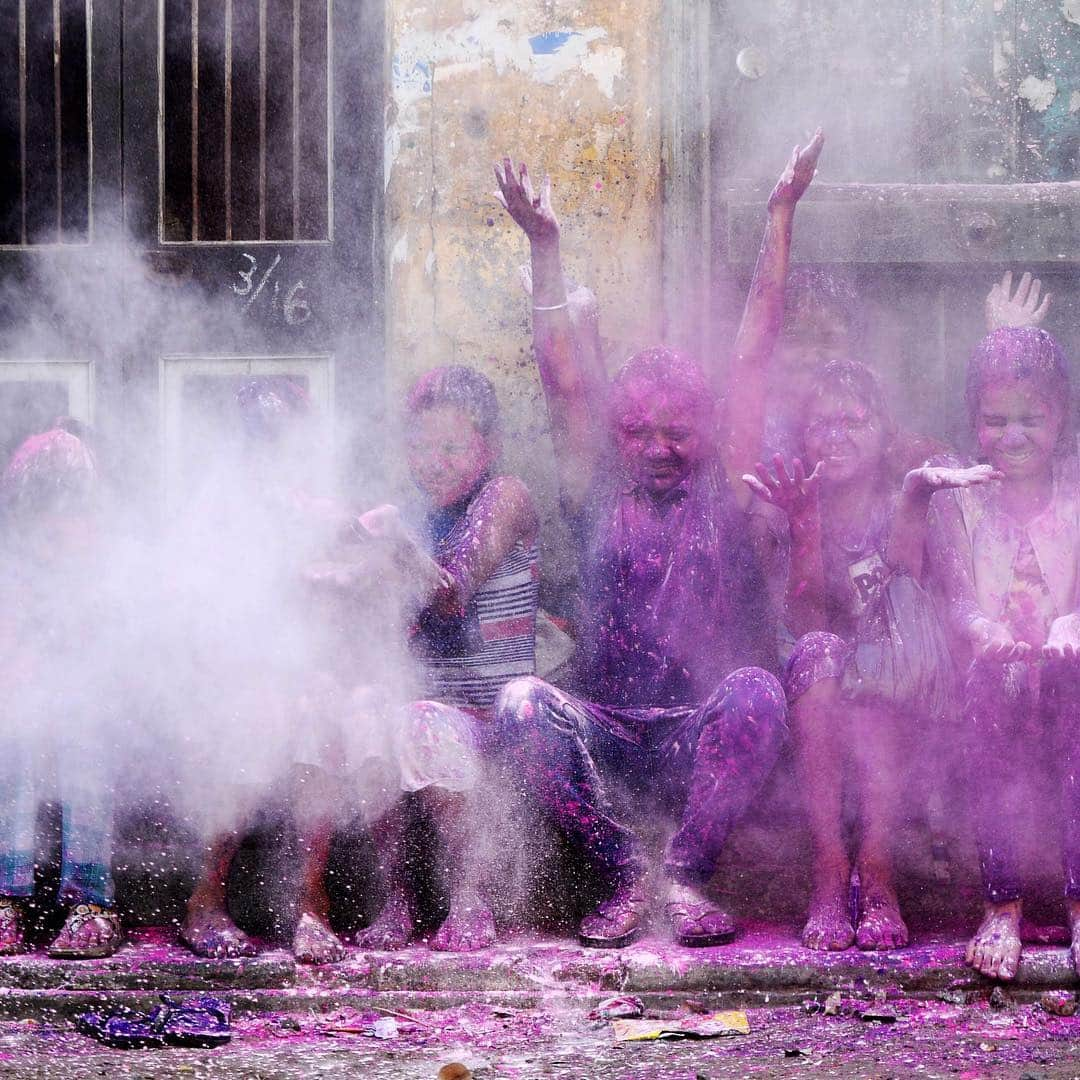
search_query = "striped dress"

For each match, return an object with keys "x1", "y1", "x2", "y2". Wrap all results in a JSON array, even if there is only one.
[{"x1": 422, "y1": 522, "x2": 539, "y2": 716}]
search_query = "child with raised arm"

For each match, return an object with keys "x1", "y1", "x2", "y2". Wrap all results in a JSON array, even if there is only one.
[
  {"x1": 491, "y1": 134, "x2": 822, "y2": 948},
  {"x1": 928, "y1": 321, "x2": 1080, "y2": 982},
  {"x1": 746, "y1": 363, "x2": 994, "y2": 952}
]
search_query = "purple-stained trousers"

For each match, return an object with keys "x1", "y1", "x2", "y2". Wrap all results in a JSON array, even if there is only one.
[
  {"x1": 494, "y1": 667, "x2": 787, "y2": 888},
  {"x1": 964, "y1": 656, "x2": 1080, "y2": 902}
]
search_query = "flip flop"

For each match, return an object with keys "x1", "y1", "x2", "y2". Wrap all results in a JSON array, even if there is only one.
[
  {"x1": 0, "y1": 898, "x2": 25, "y2": 956},
  {"x1": 74, "y1": 1007, "x2": 165, "y2": 1050},
  {"x1": 157, "y1": 994, "x2": 232, "y2": 1047}
]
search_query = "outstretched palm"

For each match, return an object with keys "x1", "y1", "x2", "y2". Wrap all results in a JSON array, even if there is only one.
[
  {"x1": 768, "y1": 129, "x2": 825, "y2": 210},
  {"x1": 494, "y1": 157, "x2": 559, "y2": 245},
  {"x1": 985, "y1": 271, "x2": 1051, "y2": 332},
  {"x1": 743, "y1": 454, "x2": 824, "y2": 524},
  {"x1": 902, "y1": 463, "x2": 1002, "y2": 498}
]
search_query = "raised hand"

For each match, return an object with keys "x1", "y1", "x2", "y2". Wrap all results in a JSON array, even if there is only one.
[
  {"x1": 968, "y1": 616, "x2": 1031, "y2": 663},
  {"x1": 1044, "y1": 613, "x2": 1080, "y2": 662},
  {"x1": 768, "y1": 129, "x2": 825, "y2": 211},
  {"x1": 902, "y1": 463, "x2": 1003, "y2": 498},
  {"x1": 494, "y1": 157, "x2": 560, "y2": 247},
  {"x1": 743, "y1": 454, "x2": 824, "y2": 525},
  {"x1": 985, "y1": 271, "x2": 1051, "y2": 332}
]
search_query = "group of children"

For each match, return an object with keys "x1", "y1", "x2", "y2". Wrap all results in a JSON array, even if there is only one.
[{"x1": 1, "y1": 131, "x2": 1077, "y2": 984}]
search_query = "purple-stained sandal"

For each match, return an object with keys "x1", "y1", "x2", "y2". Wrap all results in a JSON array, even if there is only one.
[
  {"x1": 74, "y1": 1007, "x2": 165, "y2": 1049},
  {"x1": 0, "y1": 898, "x2": 25, "y2": 956},
  {"x1": 157, "y1": 994, "x2": 232, "y2": 1047}
]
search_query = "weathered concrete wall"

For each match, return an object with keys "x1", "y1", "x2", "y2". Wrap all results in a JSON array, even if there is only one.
[{"x1": 384, "y1": 1, "x2": 663, "y2": 597}]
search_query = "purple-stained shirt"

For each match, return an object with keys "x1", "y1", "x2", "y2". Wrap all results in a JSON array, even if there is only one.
[{"x1": 570, "y1": 459, "x2": 774, "y2": 708}]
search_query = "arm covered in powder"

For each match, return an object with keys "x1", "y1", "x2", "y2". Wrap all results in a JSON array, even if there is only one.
[
  {"x1": 744, "y1": 455, "x2": 828, "y2": 636},
  {"x1": 427, "y1": 476, "x2": 539, "y2": 613},
  {"x1": 722, "y1": 131, "x2": 824, "y2": 504},
  {"x1": 887, "y1": 464, "x2": 999, "y2": 582},
  {"x1": 925, "y1": 481, "x2": 1029, "y2": 662},
  {"x1": 495, "y1": 158, "x2": 602, "y2": 517}
]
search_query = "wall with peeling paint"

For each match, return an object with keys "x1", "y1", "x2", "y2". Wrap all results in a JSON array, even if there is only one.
[{"x1": 383, "y1": 0, "x2": 662, "y2": 603}]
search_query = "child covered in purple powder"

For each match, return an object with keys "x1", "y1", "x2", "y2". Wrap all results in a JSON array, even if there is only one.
[
  {"x1": 339, "y1": 364, "x2": 540, "y2": 953},
  {"x1": 489, "y1": 133, "x2": 823, "y2": 949},
  {"x1": 928, "y1": 319, "x2": 1080, "y2": 981},
  {"x1": 746, "y1": 364, "x2": 994, "y2": 953}
]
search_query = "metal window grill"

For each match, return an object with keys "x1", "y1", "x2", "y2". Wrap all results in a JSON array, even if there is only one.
[
  {"x1": 160, "y1": 0, "x2": 332, "y2": 244},
  {"x1": 0, "y1": 0, "x2": 91, "y2": 246}
]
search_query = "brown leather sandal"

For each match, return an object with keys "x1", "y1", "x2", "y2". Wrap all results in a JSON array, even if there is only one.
[
  {"x1": 0, "y1": 898, "x2": 25, "y2": 956},
  {"x1": 47, "y1": 903, "x2": 123, "y2": 960}
]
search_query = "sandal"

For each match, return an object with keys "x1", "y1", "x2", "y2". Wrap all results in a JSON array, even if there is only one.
[
  {"x1": 0, "y1": 898, "x2": 25, "y2": 956},
  {"x1": 578, "y1": 883, "x2": 648, "y2": 949},
  {"x1": 157, "y1": 994, "x2": 232, "y2": 1047},
  {"x1": 666, "y1": 899, "x2": 736, "y2": 948},
  {"x1": 74, "y1": 1006, "x2": 165, "y2": 1049},
  {"x1": 48, "y1": 903, "x2": 123, "y2": 960}
]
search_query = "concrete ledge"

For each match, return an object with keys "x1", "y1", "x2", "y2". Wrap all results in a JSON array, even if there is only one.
[{"x1": 0, "y1": 926, "x2": 1076, "y2": 1016}]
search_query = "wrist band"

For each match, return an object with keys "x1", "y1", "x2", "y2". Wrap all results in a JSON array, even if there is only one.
[{"x1": 533, "y1": 301, "x2": 568, "y2": 312}]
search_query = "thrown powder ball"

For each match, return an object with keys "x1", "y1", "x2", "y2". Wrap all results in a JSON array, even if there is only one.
[{"x1": 736, "y1": 46, "x2": 767, "y2": 79}]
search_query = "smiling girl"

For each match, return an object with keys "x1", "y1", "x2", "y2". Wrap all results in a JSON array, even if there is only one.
[
  {"x1": 747, "y1": 360, "x2": 993, "y2": 953},
  {"x1": 928, "y1": 326, "x2": 1080, "y2": 981}
]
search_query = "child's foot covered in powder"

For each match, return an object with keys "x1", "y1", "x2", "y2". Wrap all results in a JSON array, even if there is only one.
[
  {"x1": 966, "y1": 900, "x2": 1022, "y2": 979},
  {"x1": 854, "y1": 870, "x2": 908, "y2": 951},
  {"x1": 181, "y1": 906, "x2": 257, "y2": 959},
  {"x1": 430, "y1": 889, "x2": 496, "y2": 952},
  {"x1": 355, "y1": 887, "x2": 415, "y2": 951},
  {"x1": 801, "y1": 868, "x2": 855, "y2": 951},
  {"x1": 292, "y1": 912, "x2": 347, "y2": 964},
  {"x1": 1066, "y1": 900, "x2": 1080, "y2": 978}
]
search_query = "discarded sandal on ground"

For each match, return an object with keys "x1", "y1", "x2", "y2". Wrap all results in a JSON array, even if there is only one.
[
  {"x1": 0, "y1": 898, "x2": 25, "y2": 956},
  {"x1": 74, "y1": 995, "x2": 232, "y2": 1050},
  {"x1": 48, "y1": 903, "x2": 123, "y2": 960},
  {"x1": 666, "y1": 899, "x2": 736, "y2": 948},
  {"x1": 157, "y1": 994, "x2": 232, "y2": 1047},
  {"x1": 578, "y1": 883, "x2": 648, "y2": 949},
  {"x1": 75, "y1": 1007, "x2": 164, "y2": 1049}
]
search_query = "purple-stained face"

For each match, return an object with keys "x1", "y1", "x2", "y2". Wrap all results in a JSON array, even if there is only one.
[
  {"x1": 407, "y1": 403, "x2": 496, "y2": 509},
  {"x1": 802, "y1": 388, "x2": 886, "y2": 486},
  {"x1": 975, "y1": 380, "x2": 1063, "y2": 482},
  {"x1": 612, "y1": 377, "x2": 711, "y2": 496}
]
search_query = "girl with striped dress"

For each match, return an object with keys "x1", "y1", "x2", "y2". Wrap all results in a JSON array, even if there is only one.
[{"x1": 353, "y1": 365, "x2": 539, "y2": 952}]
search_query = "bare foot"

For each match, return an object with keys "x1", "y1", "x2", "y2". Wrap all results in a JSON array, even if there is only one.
[
  {"x1": 181, "y1": 905, "x2": 257, "y2": 959},
  {"x1": 1066, "y1": 900, "x2": 1080, "y2": 978},
  {"x1": 966, "y1": 900, "x2": 1022, "y2": 980},
  {"x1": 802, "y1": 872, "x2": 855, "y2": 951},
  {"x1": 430, "y1": 890, "x2": 496, "y2": 952},
  {"x1": 355, "y1": 887, "x2": 415, "y2": 951},
  {"x1": 292, "y1": 912, "x2": 347, "y2": 965},
  {"x1": 855, "y1": 871, "x2": 908, "y2": 951}
]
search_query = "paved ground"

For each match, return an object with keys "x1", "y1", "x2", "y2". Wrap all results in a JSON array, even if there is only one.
[
  {"x1": 2, "y1": 993, "x2": 1080, "y2": 1078},
  {"x1": 2, "y1": 927, "x2": 1080, "y2": 1077}
]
